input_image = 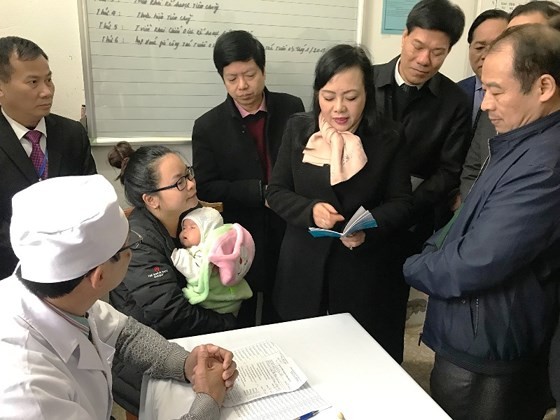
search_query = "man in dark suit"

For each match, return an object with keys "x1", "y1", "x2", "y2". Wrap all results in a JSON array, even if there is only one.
[
  {"x1": 0, "y1": 36, "x2": 96, "y2": 279},
  {"x1": 458, "y1": 9, "x2": 508, "y2": 198},
  {"x1": 458, "y1": 9, "x2": 508, "y2": 124},
  {"x1": 192, "y1": 30, "x2": 304, "y2": 326}
]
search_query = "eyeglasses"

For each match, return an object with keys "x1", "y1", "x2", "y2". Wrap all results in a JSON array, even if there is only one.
[
  {"x1": 117, "y1": 230, "x2": 143, "y2": 254},
  {"x1": 147, "y1": 167, "x2": 195, "y2": 193}
]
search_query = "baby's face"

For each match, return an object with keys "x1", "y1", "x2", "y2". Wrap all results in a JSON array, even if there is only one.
[{"x1": 180, "y1": 219, "x2": 201, "y2": 247}]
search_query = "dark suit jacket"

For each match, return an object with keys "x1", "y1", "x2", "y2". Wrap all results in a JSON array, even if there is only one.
[
  {"x1": 458, "y1": 75, "x2": 476, "y2": 112},
  {"x1": 192, "y1": 89, "x2": 304, "y2": 292},
  {"x1": 457, "y1": 76, "x2": 499, "y2": 199},
  {"x1": 0, "y1": 111, "x2": 97, "y2": 278},
  {"x1": 373, "y1": 57, "x2": 471, "y2": 234}
]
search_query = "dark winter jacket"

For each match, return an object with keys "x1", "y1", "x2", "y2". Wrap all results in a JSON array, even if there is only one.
[{"x1": 404, "y1": 111, "x2": 560, "y2": 375}]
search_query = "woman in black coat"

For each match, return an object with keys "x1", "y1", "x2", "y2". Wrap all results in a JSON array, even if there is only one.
[
  {"x1": 266, "y1": 45, "x2": 412, "y2": 362},
  {"x1": 107, "y1": 142, "x2": 237, "y2": 414}
]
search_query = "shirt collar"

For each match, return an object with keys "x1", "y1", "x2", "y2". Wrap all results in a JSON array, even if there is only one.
[
  {"x1": 234, "y1": 94, "x2": 267, "y2": 118},
  {"x1": 475, "y1": 76, "x2": 483, "y2": 92},
  {"x1": 1, "y1": 108, "x2": 47, "y2": 140},
  {"x1": 490, "y1": 109, "x2": 560, "y2": 153},
  {"x1": 394, "y1": 58, "x2": 424, "y2": 90}
]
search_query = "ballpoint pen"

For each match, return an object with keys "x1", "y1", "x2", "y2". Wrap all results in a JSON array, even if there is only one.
[{"x1": 294, "y1": 409, "x2": 321, "y2": 420}]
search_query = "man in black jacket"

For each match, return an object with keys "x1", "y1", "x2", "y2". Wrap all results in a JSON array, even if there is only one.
[
  {"x1": 192, "y1": 30, "x2": 304, "y2": 326},
  {"x1": 373, "y1": 0, "x2": 470, "y2": 248},
  {"x1": 372, "y1": 0, "x2": 470, "y2": 364}
]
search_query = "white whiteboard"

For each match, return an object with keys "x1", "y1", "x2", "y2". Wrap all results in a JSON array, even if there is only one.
[
  {"x1": 78, "y1": 0, "x2": 363, "y2": 144},
  {"x1": 477, "y1": 0, "x2": 560, "y2": 13}
]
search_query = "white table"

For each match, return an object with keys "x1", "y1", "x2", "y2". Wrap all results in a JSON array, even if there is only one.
[{"x1": 139, "y1": 313, "x2": 450, "y2": 419}]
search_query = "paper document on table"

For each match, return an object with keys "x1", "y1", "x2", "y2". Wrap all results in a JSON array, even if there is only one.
[
  {"x1": 229, "y1": 382, "x2": 331, "y2": 420},
  {"x1": 223, "y1": 341, "x2": 308, "y2": 408}
]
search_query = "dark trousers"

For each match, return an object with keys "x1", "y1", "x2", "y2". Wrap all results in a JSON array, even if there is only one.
[
  {"x1": 324, "y1": 243, "x2": 409, "y2": 363},
  {"x1": 430, "y1": 353, "x2": 550, "y2": 420}
]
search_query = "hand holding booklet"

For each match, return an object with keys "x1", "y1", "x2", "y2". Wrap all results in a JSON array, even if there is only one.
[{"x1": 308, "y1": 206, "x2": 377, "y2": 238}]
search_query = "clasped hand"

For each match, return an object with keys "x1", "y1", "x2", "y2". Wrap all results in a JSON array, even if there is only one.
[{"x1": 184, "y1": 344, "x2": 238, "y2": 405}]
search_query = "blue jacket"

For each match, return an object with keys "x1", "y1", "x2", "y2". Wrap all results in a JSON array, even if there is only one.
[{"x1": 404, "y1": 111, "x2": 560, "y2": 375}]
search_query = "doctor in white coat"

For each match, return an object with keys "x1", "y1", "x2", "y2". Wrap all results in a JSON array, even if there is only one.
[{"x1": 0, "y1": 174, "x2": 238, "y2": 419}]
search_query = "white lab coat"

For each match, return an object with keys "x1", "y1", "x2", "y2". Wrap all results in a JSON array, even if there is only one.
[{"x1": 0, "y1": 276, "x2": 128, "y2": 419}]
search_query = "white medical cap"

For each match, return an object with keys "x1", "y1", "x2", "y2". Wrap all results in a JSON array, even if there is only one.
[{"x1": 10, "y1": 174, "x2": 128, "y2": 283}]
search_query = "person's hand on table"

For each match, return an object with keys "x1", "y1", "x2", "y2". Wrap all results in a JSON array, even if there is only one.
[
  {"x1": 185, "y1": 344, "x2": 238, "y2": 388},
  {"x1": 313, "y1": 202, "x2": 344, "y2": 229},
  {"x1": 191, "y1": 346, "x2": 227, "y2": 405}
]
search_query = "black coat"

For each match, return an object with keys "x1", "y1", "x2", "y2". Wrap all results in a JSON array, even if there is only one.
[
  {"x1": 266, "y1": 112, "x2": 412, "y2": 360},
  {"x1": 373, "y1": 57, "x2": 471, "y2": 230},
  {"x1": 0, "y1": 111, "x2": 96, "y2": 278},
  {"x1": 192, "y1": 89, "x2": 304, "y2": 292}
]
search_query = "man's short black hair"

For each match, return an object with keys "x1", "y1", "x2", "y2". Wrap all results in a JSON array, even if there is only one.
[
  {"x1": 549, "y1": 14, "x2": 560, "y2": 30},
  {"x1": 509, "y1": 1, "x2": 560, "y2": 22},
  {"x1": 213, "y1": 30, "x2": 265, "y2": 78},
  {"x1": 406, "y1": 0, "x2": 466, "y2": 48},
  {"x1": 490, "y1": 24, "x2": 560, "y2": 94},
  {"x1": 0, "y1": 36, "x2": 48, "y2": 83},
  {"x1": 467, "y1": 9, "x2": 509, "y2": 44},
  {"x1": 19, "y1": 271, "x2": 88, "y2": 299}
]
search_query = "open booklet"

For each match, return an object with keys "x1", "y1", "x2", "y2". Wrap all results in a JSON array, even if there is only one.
[{"x1": 308, "y1": 206, "x2": 377, "y2": 238}]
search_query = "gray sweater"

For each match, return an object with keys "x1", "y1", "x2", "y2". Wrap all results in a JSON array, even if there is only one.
[{"x1": 115, "y1": 317, "x2": 220, "y2": 419}]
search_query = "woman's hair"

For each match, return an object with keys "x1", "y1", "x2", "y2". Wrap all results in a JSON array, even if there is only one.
[
  {"x1": 107, "y1": 141, "x2": 176, "y2": 208},
  {"x1": 312, "y1": 44, "x2": 379, "y2": 133}
]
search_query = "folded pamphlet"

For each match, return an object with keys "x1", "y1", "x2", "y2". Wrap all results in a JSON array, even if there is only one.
[{"x1": 308, "y1": 206, "x2": 377, "y2": 238}]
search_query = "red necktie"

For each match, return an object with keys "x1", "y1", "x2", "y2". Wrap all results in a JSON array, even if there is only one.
[{"x1": 25, "y1": 130, "x2": 48, "y2": 179}]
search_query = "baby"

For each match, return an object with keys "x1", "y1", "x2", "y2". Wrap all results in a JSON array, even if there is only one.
[{"x1": 171, "y1": 207, "x2": 253, "y2": 315}]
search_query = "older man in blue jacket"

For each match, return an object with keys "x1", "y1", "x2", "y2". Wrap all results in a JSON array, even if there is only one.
[{"x1": 404, "y1": 24, "x2": 560, "y2": 420}]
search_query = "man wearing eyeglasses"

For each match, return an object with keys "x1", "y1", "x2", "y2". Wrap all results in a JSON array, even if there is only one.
[{"x1": 0, "y1": 174, "x2": 238, "y2": 419}]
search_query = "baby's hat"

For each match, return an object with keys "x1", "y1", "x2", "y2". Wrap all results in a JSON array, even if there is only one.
[{"x1": 183, "y1": 207, "x2": 222, "y2": 240}]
